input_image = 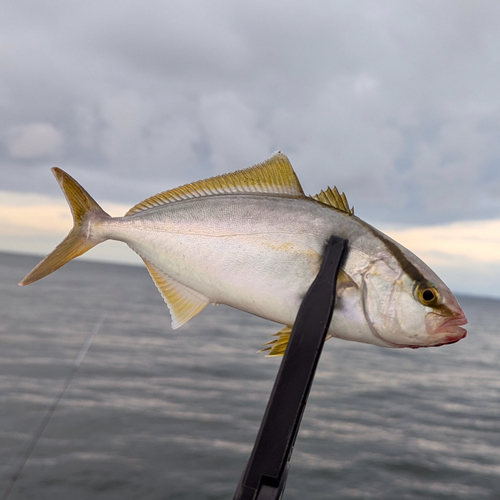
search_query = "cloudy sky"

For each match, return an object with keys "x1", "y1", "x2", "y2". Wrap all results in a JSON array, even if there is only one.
[{"x1": 1, "y1": 0, "x2": 500, "y2": 298}]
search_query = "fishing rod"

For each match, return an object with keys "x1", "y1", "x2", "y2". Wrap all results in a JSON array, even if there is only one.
[{"x1": 1, "y1": 313, "x2": 107, "y2": 500}]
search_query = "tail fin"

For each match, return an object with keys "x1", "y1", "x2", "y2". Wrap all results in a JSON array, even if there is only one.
[{"x1": 19, "y1": 168, "x2": 110, "y2": 286}]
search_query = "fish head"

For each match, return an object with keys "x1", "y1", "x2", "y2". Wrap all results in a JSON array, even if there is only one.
[{"x1": 360, "y1": 242, "x2": 467, "y2": 348}]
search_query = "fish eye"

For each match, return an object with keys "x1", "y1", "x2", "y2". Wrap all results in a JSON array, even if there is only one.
[{"x1": 416, "y1": 283, "x2": 439, "y2": 306}]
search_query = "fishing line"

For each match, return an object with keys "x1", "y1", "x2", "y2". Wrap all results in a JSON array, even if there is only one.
[{"x1": 1, "y1": 313, "x2": 107, "y2": 500}]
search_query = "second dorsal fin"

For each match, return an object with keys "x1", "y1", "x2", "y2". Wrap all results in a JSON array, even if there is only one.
[{"x1": 126, "y1": 152, "x2": 305, "y2": 216}]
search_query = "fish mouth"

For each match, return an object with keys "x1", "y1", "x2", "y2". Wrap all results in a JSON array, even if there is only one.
[
  {"x1": 426, "y1": 312, "x2": 468, "y2": 346},
  {"x1": 397, "y1": 312, "x2": 468, "y2": 349}
]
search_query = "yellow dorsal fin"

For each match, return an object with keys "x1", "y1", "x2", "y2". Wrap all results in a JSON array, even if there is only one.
[
  {"x1": 126, "y1": 152, "x2": 305, "y2": 216},
  {"x1": 258, "y1": 325, "x2": 293, "y2": 357},
  {"x1": 142, "y1": 259, "x2": 209, "y2": 329},
  {"x1": 312, "y1": 186, "x2": 354, "y2": 215}
]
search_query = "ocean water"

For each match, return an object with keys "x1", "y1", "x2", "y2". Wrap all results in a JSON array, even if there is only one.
[{"x1": 1, "y1": 251, "x2": 499, "y2": 500}]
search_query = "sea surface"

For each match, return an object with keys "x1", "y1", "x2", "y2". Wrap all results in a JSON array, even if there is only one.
[{"x1": 1, "y1": 251, "x2": 499, "y2": 500}]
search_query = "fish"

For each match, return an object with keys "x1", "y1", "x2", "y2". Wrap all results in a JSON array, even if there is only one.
[{"x1": 19, "y1": 152, "x2": 467, "y2": 355}]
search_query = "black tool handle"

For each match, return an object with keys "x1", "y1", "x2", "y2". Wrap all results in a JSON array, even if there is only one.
[{"x1": 234, "y1": 235, "x2": 348, "y2": 500}]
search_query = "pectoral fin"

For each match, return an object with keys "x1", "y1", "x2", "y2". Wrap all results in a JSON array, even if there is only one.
[
  {"x1": 337, "y1": 268, "x2": 358, "y2": 290},
  {"x1": 142, "y1": 259, "x2": 209, "y2": 329},
  {"x1": 259, "y1": 325, "x2": 293, "y2": 357}
]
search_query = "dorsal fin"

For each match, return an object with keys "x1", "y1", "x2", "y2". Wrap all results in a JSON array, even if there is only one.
[
  {"x1": 312, "y1": 186, "x2": 354, "y2": 215},
  {"x1": 142, "y1": 258, "x2": 209, "y2": 329},
  {"x1": 126, "y1": 152, "x2": 305, "y2": 216}
]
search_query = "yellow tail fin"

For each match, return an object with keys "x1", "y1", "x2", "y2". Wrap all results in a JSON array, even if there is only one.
[{"x1": 19, "y1": 168, "x2": 110, "y2": 286}]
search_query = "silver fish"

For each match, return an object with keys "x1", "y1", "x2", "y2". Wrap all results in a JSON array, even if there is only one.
[{"x1": 20, "y1": 152, "x2": 467, "y2": 354}]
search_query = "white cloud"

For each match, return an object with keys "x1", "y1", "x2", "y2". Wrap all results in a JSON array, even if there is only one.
[{"x1": 7, "y1": 123, "x2": 63, "y2": 159}]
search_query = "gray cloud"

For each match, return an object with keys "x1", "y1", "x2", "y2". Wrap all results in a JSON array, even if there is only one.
[
  {"x1": 6, "y1": 123, "x2": 64, "y2": 158},
  {"x1": 1, "y1": 0, "x2": 500, "y2": 225}
]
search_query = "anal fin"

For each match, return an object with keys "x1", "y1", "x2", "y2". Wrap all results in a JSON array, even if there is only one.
[
  {"x1": 142, "y1": 259, "x2": 209, "y2": 329},
  {"x1": 259, "y1": 326, "x2": 293, "y2": 357}
]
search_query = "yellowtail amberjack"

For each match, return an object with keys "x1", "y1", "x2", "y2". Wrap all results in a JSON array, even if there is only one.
[{"x1": 20, "y1": 153, "x2": 467, "y2": 355}]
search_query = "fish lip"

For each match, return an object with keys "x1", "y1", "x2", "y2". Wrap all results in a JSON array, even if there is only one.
[
  {"x1": 426, "y1": 310, "x2": 467, "y2": 336},
  {"x1": 435, "y1": 314, "x2": 468, "y2": 331},
  {"x1": 427, "y1": 312, "x2": 468, "y2": 346}
]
